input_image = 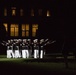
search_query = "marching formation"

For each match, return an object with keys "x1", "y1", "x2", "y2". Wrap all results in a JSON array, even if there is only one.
[{"x1": 2, "y1": 39, "x2": 51, "y2": 59}]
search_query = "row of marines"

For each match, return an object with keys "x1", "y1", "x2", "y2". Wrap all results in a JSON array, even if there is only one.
[{"x1": 2, "y1": 39, "x2": 50, "y2": 58}]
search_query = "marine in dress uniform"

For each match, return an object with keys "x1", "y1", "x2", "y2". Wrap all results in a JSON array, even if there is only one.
[
  {"x1": 7, "y1": 40, "x2": 14, "y2": 58},
  {"x1": 33, "y1": 39, "x2": 39, "y2": 58},
  {"x1": 22, "y1": 40, "x2": 29, "y2": 58}
]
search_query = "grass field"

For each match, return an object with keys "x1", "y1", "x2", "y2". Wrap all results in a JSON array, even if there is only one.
[{"x1": 0, "y1": 55, "x2": 76, "y2": 75}]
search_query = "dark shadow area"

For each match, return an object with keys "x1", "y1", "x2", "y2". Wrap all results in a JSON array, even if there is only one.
[
  {"x1": 0, "y1": 59, "x2": 76, "y2": 75},
  {"x1": 37, "y1": 1, "x2": 76, "y2": 69},
  {"x1": 0, "y1": 24, "x2": 7, "y2": 55}
]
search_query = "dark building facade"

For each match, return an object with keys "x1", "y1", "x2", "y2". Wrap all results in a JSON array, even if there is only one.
[
  {"x1": 0, "y1": 0, "x2": 56, "y2": 40},
  {"x1": 0, "y1": 0, "x2": 67, "y2": 55}
]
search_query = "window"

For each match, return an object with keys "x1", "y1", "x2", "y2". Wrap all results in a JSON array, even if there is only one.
[
  {"x1": 11, "y1": 7, "x2": 16, "y2": 16},
  {"x1": 38, "y1": 9, "x2": 42, "y2": 16},
  {"x1": 47, "y1": 10, "x2": 51, "y2": 17},
  {"x1": 31, "y1": 9, "x2": 34, "y2": 16},
  {"x1": 22, "y1": 24, "x2": 29, "y2": 37},
  {"x1": 32, "y1": 24, "x2": 38, "y2": 37},
  {"x1": 4, "y1": 9, "x2": 7, "y2": 16},
  {"x1": 20, "y1": 9, "x2": 23, "y2": 16},
  {"x1": 10, "y1": 24, "x2": 19, "y2": 36},
  {"x1": 3, "y1": 23, "x2": 8, "y2": 31}
]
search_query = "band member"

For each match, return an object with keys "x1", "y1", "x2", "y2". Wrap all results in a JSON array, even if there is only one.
[
  {"x1": 33, "y1": 39, "x2": 39, "y2": 58},
  {"x1": 22, "y1": 40, "x2": 29, "y2": 58},
  {"x1": 7, "y1": 40, "x2": 14, "y2": 58}
]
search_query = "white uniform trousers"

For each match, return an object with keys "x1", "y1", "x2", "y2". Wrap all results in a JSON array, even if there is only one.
[
  {"x1": 14, "y1": 50, "x2": 21, "y2": 58},
  {"x1": 22, "y1": 50, "x2": 29, "y2": 58},
  {"x1": 40, "y1": 50, "x2": 43, "y2": 58},
  {"x1": 34, "y1": 49, "x2": 39, "y2": 58},
  {"x1": 7, "y1": 50, "x2": 14, "y2": 58}
]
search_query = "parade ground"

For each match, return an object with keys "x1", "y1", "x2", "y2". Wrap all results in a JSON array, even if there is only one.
[{"x1": 0, "y1": 55, "x2": 76, "y2": 75}]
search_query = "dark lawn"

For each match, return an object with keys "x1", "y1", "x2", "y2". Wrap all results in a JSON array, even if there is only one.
[{"x1": 0, "y1": 57, "x2": 76, "y2": 75}]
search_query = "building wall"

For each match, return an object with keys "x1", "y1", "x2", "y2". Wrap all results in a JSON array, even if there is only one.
[{"x1": 0, "y1": 1, "x2": 52, "y2": 39}]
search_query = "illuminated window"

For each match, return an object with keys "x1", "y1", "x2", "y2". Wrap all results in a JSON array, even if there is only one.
[
  {"x1": 22, "y1": 24, "x2": 29, "y2": 37},
  {"x1": 32, "y1": 24, "x2": 38, "y2": 37},
  {"x1": 3, "y1": 23, "x2": 8, "y2": 31},
  {"x1": 20, "y1": 9, "x2": 23, "y2": 16},
  {"x1": 38, "y1": 9, "x2": 42, "y2": 16},
  {"x1": 47, "y1": 10, "x2": 51, "y2": 17},
  {"x1": 10, "y1": 24, "x2": 19, "y2": 36},
  {"x1": 31, "y1": 9, "x2": 34, "y2": 16},
  {"x1": 12, "y1": 10, "x2": 16, "y2": 16},
  {"x1": 4, "y1": 9, "x2": 7, "y2": 16},
  {"x1": 11, "y1": 7, "x2": 16, "y2": 16}
]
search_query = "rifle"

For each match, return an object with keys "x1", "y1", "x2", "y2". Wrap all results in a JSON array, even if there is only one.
[{"x1": 40, "y1": 39, "x2": 56, "y2": 47}]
